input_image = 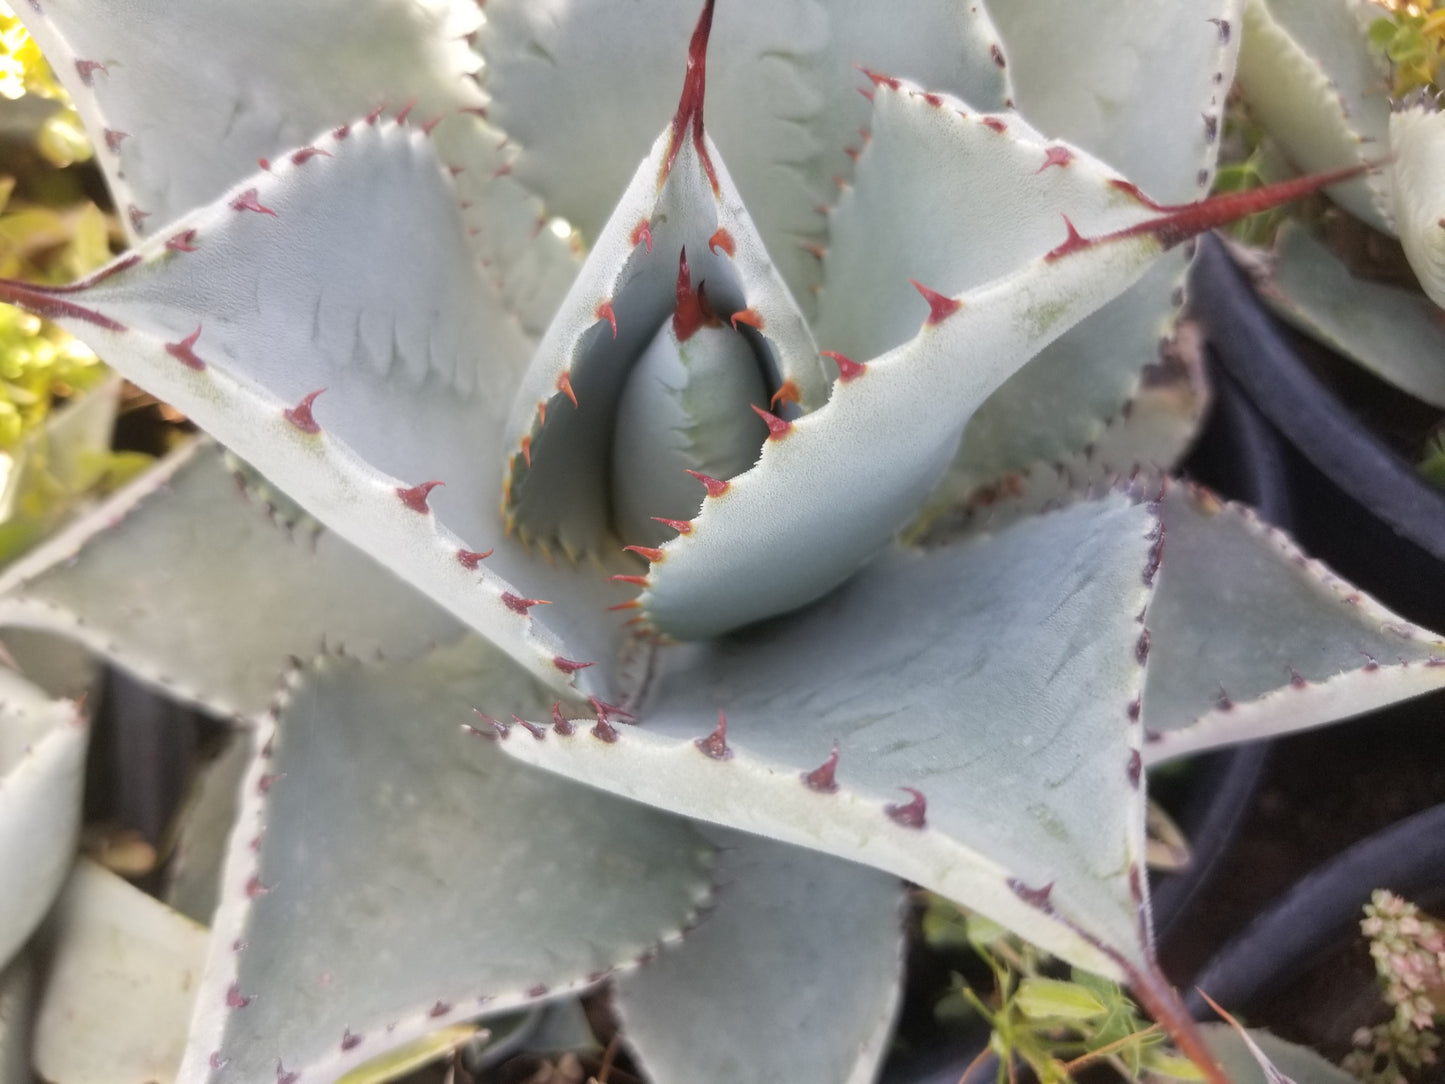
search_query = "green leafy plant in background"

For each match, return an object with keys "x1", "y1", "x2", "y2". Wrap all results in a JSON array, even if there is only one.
[
  {"x1": 1227, "y1": 0, "x2": 1445, "y2": 484},
  {"x1": 0, "y1": 3, "x2": 90, "y2": 169},
  {"x1": 0, "y1": 5, "x2": 142, "y2": 563},
  {"x1": 0, "y1": 2, "x2": 1442, "y2": 1083},
  {"x1": 1367, "y1": 1, "x2": 1445, "y2": 97},
  {"x1": 925, "y1": 894, "x2": 1203, "y2": 1084}
]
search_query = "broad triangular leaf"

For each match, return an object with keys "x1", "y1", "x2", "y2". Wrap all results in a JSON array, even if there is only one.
[
  {"x1": 0, "y1": 441, "x2": 461, "y2": 719},
  {"x1": 501, "y1": 492, "x2": 1157, "y2": 979},
  {"x1": 1258, "y1": 224, "x2": 1445, "y2": 409},
  {"x1": 1142, "y1": 483, "x2": 1445, "y2": 763},
  {"x1": 181, "y1": 639, "x2": 712, "y2": 1084},
  {"x1": 20, "y1": 0, "x2": 488, "y2": 238},
  {"x1": 0, "y1": 120, "x2": 625, "y2": 698},
  {"x1": 638, "y1": 75, "x2": 1194, "y2": 637},
  {"x1": 500, "y1": 94, "x2": 827, "y2": 561}
]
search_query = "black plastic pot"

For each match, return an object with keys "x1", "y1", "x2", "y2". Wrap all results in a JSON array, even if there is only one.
[
  {"x1": 1175, "y1": 238, "x2": 1445, "y2": 1065},
  {"x1": 1185, "y1": 803, "x2": 1445, "y2": 1040},
  {"x1": 1188, "y1": 234, "x2": 1445, "y2": 632},
  {"x1": 1154, "y1": 318, "x2": 1308, "y2": 940}
]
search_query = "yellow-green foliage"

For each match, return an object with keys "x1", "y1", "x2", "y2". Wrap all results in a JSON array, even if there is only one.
[
  {"x1": 0, "y1": 8, "x2": 148, "y2": 561},
  {"x1": 0, "y1": 173, "x2": 113, "y2": 464},
  {"x1": 923, "y1": 895, "x2": 1203, "y2": 1084},
  {"x1": 0, "y1": 4, "x2": 91, "y2": 167},
  {"x1": 1369, "y1": 2, "x2": 1445, "y2": 98}
]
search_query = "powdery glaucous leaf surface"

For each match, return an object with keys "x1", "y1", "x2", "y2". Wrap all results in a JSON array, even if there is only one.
[{"x1": 0, "y1": 3, "x2": 1442, "y2": 1082}]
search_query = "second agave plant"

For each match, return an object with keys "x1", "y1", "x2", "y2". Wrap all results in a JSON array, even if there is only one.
[{"x1": 0, "y1": 1, "x2": 1442, "y2": 1082}]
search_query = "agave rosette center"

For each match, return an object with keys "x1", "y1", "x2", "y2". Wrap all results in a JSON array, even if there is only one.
[{"x1": 501, "y1": 0, "x2": 827, "y2": 587}]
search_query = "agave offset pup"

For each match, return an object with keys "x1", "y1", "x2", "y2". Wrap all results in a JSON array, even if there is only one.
[
  {"x1": 1, "y1": 2, "x2": 1444, "y2": 1082},
  {"x1": 1228, "y1": 0, "x2": 1445, "y2": 409}
]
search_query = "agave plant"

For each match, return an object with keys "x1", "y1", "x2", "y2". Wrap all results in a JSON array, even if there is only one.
[
  {"x1": 1228, "y1": 0, "x2": 1445, "y2": 406},
  {"x1": 1, "y1": 2, "x2": 1444, "y2": 1082}
]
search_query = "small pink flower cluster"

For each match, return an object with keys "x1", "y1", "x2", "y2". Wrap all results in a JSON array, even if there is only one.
[{"x1": 1343, "y1": 890, "x2": 1445, "y2": 1084}]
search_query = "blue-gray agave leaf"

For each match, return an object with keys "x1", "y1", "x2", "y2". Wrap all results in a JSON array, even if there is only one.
[
  {"x1": 176, "y1": 640, "x2": 711, "y2": 1083},
  {"x1": 1234, "y1": 0, "x2": 1445, "y2": 306},
  {"x1": 0, "y1": 440, "x2": 463, "y2": 720},
  {"x1": 0, "y1": 438, "x2": 715, "y2": 1080},
  {"x1": 926, "y1": 0, "x2": 1241, "y2": 509},
  {"x1": 477, "y1": 0, "x2": 1011, "y2": 313},
  {"x1": 1253, "y1": 224, "x2": 1445, "y2": 409},
  {"x1": 1143, "y1": 482, "x2": 1445, "y2": 762},
  {"x1": 1235, "y1": 0, "x2": 1394, "y2": 231},
  {"x1": 504, "y1": 491, "x2": 1162, "y2": 980},
  {"x1": 0, "y1": 114, "x2": 622, "y2": 700},
  {"x1": 2, "y1": 2, "x2": 1444, "y2": 1081}
]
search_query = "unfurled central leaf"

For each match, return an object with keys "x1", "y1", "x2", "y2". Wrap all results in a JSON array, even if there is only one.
[{"x1": 499, "y1": 0, "x2": 828, "y2": 567}]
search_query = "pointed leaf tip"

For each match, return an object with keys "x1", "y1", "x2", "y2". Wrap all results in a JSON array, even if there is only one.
[
  {"x1": 624, "y1": 545, "x2": 666, "y2": 562},
  {"x1": 554, "y1": 657, "x2": 594, "y2": 675},
  {"x1": 662, "y1": 0, "x2": 719, "y2": 192},
  {"x1": 673, "y1": 246, "x2": 718, "y2": 340}
]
